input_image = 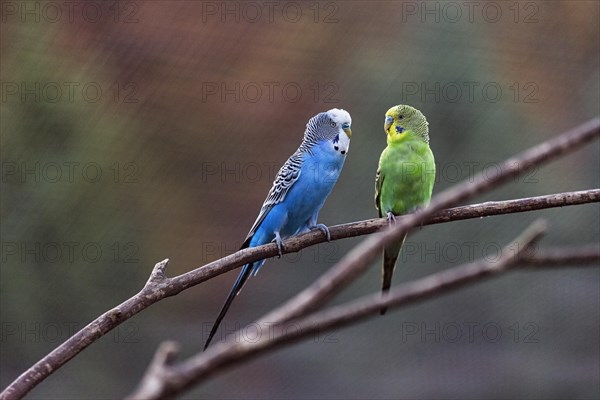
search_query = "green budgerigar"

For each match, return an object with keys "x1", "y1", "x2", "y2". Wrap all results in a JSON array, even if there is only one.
[{"x1": 375, "y1": 105, "x2": 435, "y2": 314}]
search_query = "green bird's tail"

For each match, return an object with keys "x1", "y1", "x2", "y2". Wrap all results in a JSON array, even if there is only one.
[{"x1": 380, "y1": 234, "x2": 406, "y2": 315}]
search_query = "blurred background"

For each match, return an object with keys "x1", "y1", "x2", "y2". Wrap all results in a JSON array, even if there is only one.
[{"x1": 1, "y1": 1, "x2": 599, "y2": 399}]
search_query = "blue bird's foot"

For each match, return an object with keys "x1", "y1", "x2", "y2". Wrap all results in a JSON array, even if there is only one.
[
  {"x1": 274, "y1": 232, "x2": 284, "y2": 258},
  {"x1": 312, "y1": 223, "x2": 331, "y2": 242},
  {"x1": 386, "y1": 212, "x2": 396, "y2": 227}
]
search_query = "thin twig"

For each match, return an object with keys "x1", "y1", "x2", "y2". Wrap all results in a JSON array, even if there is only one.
[
  {"x1": 129, "y1": 341, "x2": 180, "y2": 400},
  {"x1": 321, "y1": 189, "x2": 600, "y2": 240},
  {"x1": 522, "y1": 245, "x2": 600, "y2": 266},
  {"x1": 2, "y1": 118, "x2": 599, "y2": 400}
]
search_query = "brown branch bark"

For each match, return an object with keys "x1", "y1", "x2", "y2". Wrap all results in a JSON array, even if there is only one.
[
  {"x1": 322, "y1": 188, "x2": 600, "y2": 240},
  {"x1": 2, "y1": 117, "x2": 599, "y2": 400},
  {"x1": 127, "y1": 222, "x2": 599, "y2": 399},
  {"x1": 522, "y1": 244, "x2": 600, "y2": 266}
]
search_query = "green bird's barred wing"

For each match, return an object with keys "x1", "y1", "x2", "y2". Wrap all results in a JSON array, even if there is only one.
[{"x1": 374, "y1": 165, "x2": 385, "y2": 219}]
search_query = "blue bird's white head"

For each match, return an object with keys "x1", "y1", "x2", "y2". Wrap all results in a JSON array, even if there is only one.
[{"x1": 304, "y1": 108, "x2": 352, "y2": 156}]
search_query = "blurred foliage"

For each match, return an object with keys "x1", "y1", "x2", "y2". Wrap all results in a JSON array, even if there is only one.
[{"x1": 1, "y1": 1, "x2": 599, "y2": 399}]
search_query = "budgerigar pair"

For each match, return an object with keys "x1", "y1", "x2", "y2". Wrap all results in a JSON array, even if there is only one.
[{"x1": 204, "y1": 105, "x2": 434, "y2": 349}]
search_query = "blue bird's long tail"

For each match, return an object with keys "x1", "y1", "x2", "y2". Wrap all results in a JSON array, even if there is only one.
[
  {"x1": 203, "y1": 263, "x2": 253, "y2": 350},
  {"x1": 204, "y1": 238, "x2": 265, "y2": 350}
]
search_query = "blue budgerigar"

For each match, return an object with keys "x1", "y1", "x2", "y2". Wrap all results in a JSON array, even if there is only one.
[{"x1": 204, "y1": 108, "x2": 352, "y2": 349}]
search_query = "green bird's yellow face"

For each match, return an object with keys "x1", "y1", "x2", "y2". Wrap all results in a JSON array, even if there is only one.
[{"x1": 384, "y1": 105, "x2": 429, "y2": 144}]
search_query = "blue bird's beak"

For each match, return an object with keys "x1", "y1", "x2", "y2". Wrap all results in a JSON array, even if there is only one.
[
  {"x1": 342, "y1": 122, "x2": 352, "y2": 138},
  {"x1": 384, "y1": 115, "x2": 393, "y2": 133}
]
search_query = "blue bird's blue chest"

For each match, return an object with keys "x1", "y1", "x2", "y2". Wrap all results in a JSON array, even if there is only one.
[{"x1": 279, "y1": 141, "x2": 346, "y2": 236}]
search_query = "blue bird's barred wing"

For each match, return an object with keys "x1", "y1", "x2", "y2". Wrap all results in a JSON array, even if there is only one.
[
  {"x1": 241, "y1": 150, "x2": 304, "y2": 246},
  {"x1": 204, "y1": 150, "x2": 303, "y2": 350}
]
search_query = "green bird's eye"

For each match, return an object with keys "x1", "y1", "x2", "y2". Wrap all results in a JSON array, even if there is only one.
[{"x1": 399, "y1": 115, "x2": 403, "y2": 119}]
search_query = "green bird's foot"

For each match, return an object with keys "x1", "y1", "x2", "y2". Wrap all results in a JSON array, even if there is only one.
[
  {"x1": 311, "y1": 224, "x2": 331, "y2": 241},
  {"x1": 386, "y1": 212, "x2": 397, "y2": 227},
  {"x1": 274, "y1": 232, "x2": 284, "y2": 258}
]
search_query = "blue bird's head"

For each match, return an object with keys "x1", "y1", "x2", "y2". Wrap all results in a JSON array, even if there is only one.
[{"x1": 304, "y1": 108, "x2": 352, "y2": 156}]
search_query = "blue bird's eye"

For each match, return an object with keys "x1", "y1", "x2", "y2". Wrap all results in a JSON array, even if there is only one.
[{"x1": 330, "y1": 122, "x2": 336, "y2": 127}]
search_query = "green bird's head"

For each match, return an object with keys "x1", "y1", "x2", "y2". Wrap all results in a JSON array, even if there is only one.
[{"x1": 384, "y1": 105, "x2": 429, "y2": 144}]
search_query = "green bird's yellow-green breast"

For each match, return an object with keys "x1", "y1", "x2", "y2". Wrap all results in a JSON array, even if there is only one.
[{"x1": 377, "y1": 139, "x2": 435, "y2": 216}]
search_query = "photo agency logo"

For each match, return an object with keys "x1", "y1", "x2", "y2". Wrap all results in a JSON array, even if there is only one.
[
  {"x1": 201, "y1": 321, "x2": 339, "y2": 345},
  {"x1": 200, "y1": 81, "x2": 340, "y2": 104},
  {"x1": 396, "y1": 321, "x2": 540, "y2": 344},
  {"x1": 200, "y1": 1, "x2": 339, "y2": 23},
  {"x1": 1, "y1": 161, "x2": 140, "y2": 184},
  {"x1": 1, "y1": 321, "x2": 140, "y2": 344},
  {"x1": 1, "y1": 81, "x2": 140, "y2": 104},
  {"x1": 198, "y1": 239, "x2": 537, "y2": 266},
  {"x1": 400, "y1": 1, "x2": 540, "y2": 24},
  {"x1": 398, "y1": 81, "x2": 540, "y2": 104},
  {"x1": 1, "y1": 241, "x2": 140, "y2": 264},
  {"x1": 398, "y1": 240, "x2": 538, "y2": 264},
  {"x1": 199, "y1": 161, "x2": 349, "y2": 185},
  {"x1": 199, "y1": 240, "x2": 340, "y2": 264},
  {"x1": 200, "y1": 161, "x2": 280, "y2": 184},
  {"x1": 196, "y1": 160, "x2": 537, "y2": 187},
  {"x1": 1, "y1": 1, "x2": 140, "y2": 23},
  {"x1": 434, "y1": 161, "x2": 539, "y2": 185}
]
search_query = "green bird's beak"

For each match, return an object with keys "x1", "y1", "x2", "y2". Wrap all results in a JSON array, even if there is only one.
[{"x1": 384, "y1": 115, "x2": 393, "y2": 133}]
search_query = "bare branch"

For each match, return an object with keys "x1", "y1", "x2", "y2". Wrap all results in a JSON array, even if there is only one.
[
  {"x1": 2, "y1": 118, "x2": 599, "y2": 400},
  {"x1": 301, "y1": 189, "x2": 597, "y2": 245},
  {"x1": 522, "y1": 245, "x2": 600, "y2": 266},
  {"x1": 129, "y1": 341, "x2": 180, "y2": 400},
  {"x1": 130, "y1": 221, "x2": 598, "y2": 398}
]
